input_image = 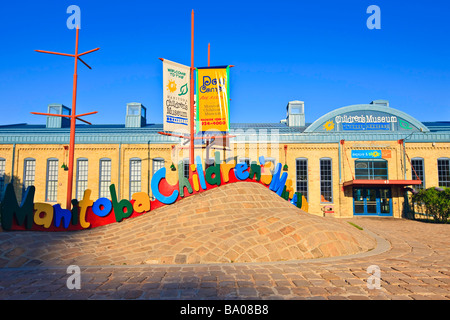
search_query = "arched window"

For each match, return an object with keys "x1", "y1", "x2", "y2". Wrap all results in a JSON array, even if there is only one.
[
  {"x1": 76, "y1": 158, "x2": 88, "y2": 200},
  {"x1": 411, "y1": 157, "x2": 425, "y2": 190},
  {"x1": 295, "y1": 158, "x2": 308, "y2": 201},
  {"x1": 152, "y1": 158, "x2": 165, "y2": 175},
  {"x1": 151, "y1": 158, "x2": 165, "y2": 200},
  {"x1": 46, "y1": 158, "x2": 59, "y2": 202},
  {"x1": 99, "y1": 158, "x2": 112, "y2": 199},
  {"x1": 438, "y1": 158, "x2": 450, "y2": 187},
  {"x1": 320, "y1": 158, "x2": 333, "y2": 203},
  {"x1": 23, "y1": 158, "x2": 36, "y2": 198},
  {"x1": 238, "y1": 157, "x2": 251, "y2": 167},
  {"x1": 182, "y1": 158, "x2": 190, "y2": 179},
  {"x1": 355, "y1": 159, "x2": 388, "y2": 180},
  {"x1": 129, "y1": 157, "x2": 142, "y2": 195},
  {"x1": 0, "y1": 158, "x2": 5, "y2": 200}
]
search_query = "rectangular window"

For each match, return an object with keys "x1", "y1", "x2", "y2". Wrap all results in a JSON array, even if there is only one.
[
  {"x1": 23, "y1": 159, "x2": 36, "y2": 194},
  {"x1": 130, "y1": 158, "x2": 141, "y2": 195},
  {"x1": 239, "y1": 157, "x2": 251, "y2": 167},
  {"x1": 355, "y1": 159, "x2": 388, "y2": 180},
  {"x1": 438, "y1": 158, "x2": 450, "y2": 188},
  {"x1": 295, "y1": 158, "x2": 308, "y2": 201},
  {"x1": 152, "y1": 158, "x2": 165, "y2": 200},
  {"x1": 152, "y1": 158, "x2": 164, "y2": 175},
  {"x1": 411, "y1": 158, "x2": 425, "y2": 190},
  {"x1": 0, "y1": 159, "x2": 5, "y2": 199},
  {"x1": 76, "y1": 159, "x2": 88, "y2": 200},
  {"x1": 183, "y1": 159, "x2": 190, "y2": 179},
  {"x1": 46, "y1": 159, "x2": 59, "y2": 202},
  {"x1": 320, "y1": 158, "x2": 333, "y2": 203},
  {"x1": 99, "y1": 159, "x2": 111, "y2": 199}
]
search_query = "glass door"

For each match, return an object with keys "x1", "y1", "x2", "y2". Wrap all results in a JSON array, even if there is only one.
[
  {"x1": 353, "y1": 188, "x2": 365, "y2": 214},
  {"x1": 353, "y1": 187, "x2": 392, "y2": 216},
  {"x1": 378, "y1": 188, "x2": 392, "y2": 215},
  {"x1": 366, "y1": 189, "x2": 378, "y2": 214}
]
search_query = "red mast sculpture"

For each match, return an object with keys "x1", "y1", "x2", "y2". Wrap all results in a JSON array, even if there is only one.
[{"x1": 32, "y1": 26, "x2": 100, "y2": 209}]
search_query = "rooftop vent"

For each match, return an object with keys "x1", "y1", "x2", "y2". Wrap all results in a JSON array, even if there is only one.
[
  {"x1": 46, "y1": 104, "x2": 71, "y2": 128},
  {"x1": 370, "y1": 100, "x2": 389, "y2": 107},
  {"x1": 285, "y1": 100, "x2": 305, "y2": 127},
  {"x1": 125, "y1": 102, "x2": 147, "y2": 128}
]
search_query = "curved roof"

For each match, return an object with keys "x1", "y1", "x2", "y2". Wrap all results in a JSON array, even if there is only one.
[{"x1": 304, "y1": 104, "x2": 430, "y2": 133}]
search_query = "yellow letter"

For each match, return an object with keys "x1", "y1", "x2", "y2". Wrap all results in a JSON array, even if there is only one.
[
  {"x1": 132, "y1": 192, "x2": 151, "y2": 213},
  {"x1": 260, "y1": 162, "x2": 273, "y2": 185},
  {"x1": 220, "y1": 161, "x2": 236, "y2": 183},
  {"x1": 33, "y1": 203, "x2": 54, "y2": 228},
  {"x1": 78, "y1": 189, "x2": 93, "y2": 228}
]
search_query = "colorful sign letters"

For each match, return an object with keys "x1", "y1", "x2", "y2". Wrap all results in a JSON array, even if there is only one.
[{"x1": 0, "y1": 154, "x2": 308, "y2": 232}]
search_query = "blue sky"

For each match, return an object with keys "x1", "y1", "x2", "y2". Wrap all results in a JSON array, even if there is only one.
[{"x1": 0, "y1": 0, "x2": 449, "y2": 126}]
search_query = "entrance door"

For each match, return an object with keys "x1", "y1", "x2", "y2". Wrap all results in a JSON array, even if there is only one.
[
  {"x1": 378, "y1": 188, "x2": 392, "y2": 215},
  {"x1": 353, "y1": 187, "x2": 392, "y2": 216}
]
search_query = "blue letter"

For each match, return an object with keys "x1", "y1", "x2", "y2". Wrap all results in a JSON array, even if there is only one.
[{"x1": 151, "y1": 167, "x2": 179, "y2": 204}]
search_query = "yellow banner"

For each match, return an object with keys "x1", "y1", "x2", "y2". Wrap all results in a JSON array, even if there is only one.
[{"x1": 196, "y1": 67, "x2": 229, "y2": 132}]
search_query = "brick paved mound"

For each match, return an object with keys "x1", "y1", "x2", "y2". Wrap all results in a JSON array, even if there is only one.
[{"x1": 0, "y1": 182, "x2": 376, "y2": 268}]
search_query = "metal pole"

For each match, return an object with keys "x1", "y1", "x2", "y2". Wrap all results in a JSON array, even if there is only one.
[
  {"x1": 190, "y1": 10, "x2": 195, "y2": 171},
  {"x1": 66, "y1": 26, "x2": 80, "y2": 209},
  {"x1": 208, "y1": 43, "x2": 210, "y2": 67}
]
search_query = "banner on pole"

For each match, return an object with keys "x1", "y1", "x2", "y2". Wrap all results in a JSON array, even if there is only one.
[
  {"x1": 162, "y1": 59, "x2": 191, "y2": 133},
  {"x1": 196, "y1": 66, "x2": 230, "y2": 133}
]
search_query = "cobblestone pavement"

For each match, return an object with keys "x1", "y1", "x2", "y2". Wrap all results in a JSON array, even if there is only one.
[{"x1": 0, "y1": 217, "x2": 449, "y2": 300}]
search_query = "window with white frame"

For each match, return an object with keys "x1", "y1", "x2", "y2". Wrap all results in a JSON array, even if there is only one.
[
  {"x1": 23, "y1": 158, "x2": 36, "y2": 197},
  {"x1": 438, "y1": 158, "x2": 450, "y2": 188},
  {"x1": 411, "y1": 158, "x2": 425, "y2": 190},
  {"x1": 99, "y1": 158, "x2": 111, "y2": 199},
  {"x1": 320, "y1": 158, "x2": 333, "y2": 203},
  {"x1": 238, "y1": 157, "x2": 251, "y2": 167},
  {"x1": 295, "y1": 158, "x2": 308, "y2": 201},
  {"x1": 76, "y1": 158, "x2": 88, "y2": 200},
  {"x1": 152, "y1": 158, "x2": 165, "y2": 200},
  {"x1": 264, "y1": 157, "x2": 276, "y2": 174},
  {"x1": 130, "y1": 158, "x2": 142, "y2": 196},
  {"x1": 46, "y1": 159, "x2": 59, "y2": 202},
  {"x1": 182, "y1": 158, "x2": 190, "y2": 179},
  {"x1": 0, "y1": 158, "x2": 5, "y2": 200}
]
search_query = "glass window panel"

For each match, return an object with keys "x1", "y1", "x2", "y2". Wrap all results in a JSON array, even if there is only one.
[
  {"x1": 99, "y1": 159, "x2": 111, "y2": 199},
  {"x1": 295, "y1": 158, "x2": 308, "y2": 201},
  {"x1": 438, "y1": 158, "x2": 450, "y2": 187},
  {"x1": 152, "y1": 158, "x2": 165, "y2": 200},
  {"x1": 23, "y1": 159, "x2": 36, "y2": 199},
  {"x1": 130, "y1": 158, "x2": 142, "y2": 195},
  {"x1": 76, "y1": 159, "x2": 88, "y2": 200},
  {"x1": 320, "y1": 159, "x2": 332, "y2": 203},
  {"x1": 355, "y1": 159, "x2": 388, "y2": 180},
  {"x1": 46, "y1": 159, "x2": 59, "y2": 202},
  {"x1": 0, "y1": 158, "x2": 5, "y2": 200}
]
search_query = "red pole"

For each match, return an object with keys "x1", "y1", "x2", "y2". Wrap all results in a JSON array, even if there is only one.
[
  {"x1": 66, "y1": 27, "x2": 80, "y2": 209},
  {"x1": 208, "y1": 43, "x2": 210, "y2": 67},
  {"x1": 189, "y1": 10, "x2": 195, "y2": 170},
  {"x1": 34, "y1": 27, "x2": 98, "y2": 209}
]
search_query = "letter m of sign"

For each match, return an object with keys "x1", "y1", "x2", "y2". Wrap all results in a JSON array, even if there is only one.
[
  {"x1": 269, "y1": 163, "x2": 288, "y2": 197},
  {"x1": 0, "y1": 183, "x2": 35, "y2": 230}
]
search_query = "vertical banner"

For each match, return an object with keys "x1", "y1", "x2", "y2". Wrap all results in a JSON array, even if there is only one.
[
  {"x1": 196, "y1": 66, "x2": 230, "y2": 133},
  {"x1": 162, "y1": 59, "x2": 191, "y2": 133}
]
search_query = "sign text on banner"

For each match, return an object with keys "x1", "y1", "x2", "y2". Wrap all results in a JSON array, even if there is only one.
[
  {"x1": 162, "y1": 59, "x2": 191, "y2": 133},
  {"x1": 196, "y1": 66, "x2": 230, "y2": 133}
]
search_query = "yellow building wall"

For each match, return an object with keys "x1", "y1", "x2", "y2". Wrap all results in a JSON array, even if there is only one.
[{"x1": 1, "y1": 140, "x2": 449, "y2": 219}]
